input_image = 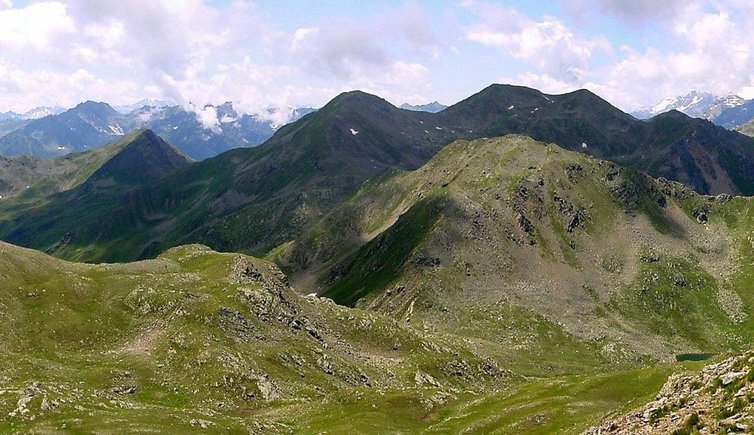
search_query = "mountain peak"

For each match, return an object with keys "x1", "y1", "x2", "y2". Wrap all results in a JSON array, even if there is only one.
[
  {"x1": 634, "y1": 90, "x2": 745, "y2": 120},
  {"x1": 74, "y1": 100, "x2": 115, "y2": 110},
  {"x1": 329, "y1": 90, "x2": 394, "y2": 108},
  {"x1": 81, "y1": 129, "x2": 189, "y2": 190}
]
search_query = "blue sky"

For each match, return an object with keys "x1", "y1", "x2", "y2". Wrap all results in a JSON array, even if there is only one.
[{"x1": 1, "y1": 0, "x2": 753, "y2": 117}]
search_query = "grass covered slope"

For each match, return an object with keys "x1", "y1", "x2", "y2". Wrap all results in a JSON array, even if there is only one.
[
  {"x1": 0, "y1": 129, "x2": 190, "y2": 262},
  {"x1": 0, "y1": 240, "x2": 706, "y2": 433},
  {"x1": 0, "y1": 241, "x2": 511, "y2": 431},
  {"x1": 0, "y1": 130, "x2": 143, "y2": 200},
  {"x1": 282, "y1": 135, "x2": 754, "y2": 361}
]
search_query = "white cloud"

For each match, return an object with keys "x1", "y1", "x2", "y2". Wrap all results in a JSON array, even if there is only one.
[
  {"x1": 2, "y1": 0, "x2": 754, "y2": 117},
  {"x1": 0, "y1": 2, "x2": 73, "y2": 49},
  {"x1": 596, "y1": 4, "x2": 754, "y2": 109},
  {"x1": 461, "y1": 0, "x2": 754, "y2": 111},
  {"x1": 564, "y1": 0, "x2": 698, "y2": 26},
  {"x1": 464, "y1": 1, "x2": 609, "y2": 85},
  {"x1": 0, "y1": 0, "x2": 445, "y2": 114},
  {"x1": 197, "y1": 105, "x2": 221, "y2": 132},
  {"x1": 288, "y1": 4, "x2": 440, "y2": 90}
]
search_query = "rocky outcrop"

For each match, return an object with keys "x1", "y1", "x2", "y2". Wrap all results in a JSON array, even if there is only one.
[{"x1": 586, "y1": 351, "x2": 754, "y2": 434}]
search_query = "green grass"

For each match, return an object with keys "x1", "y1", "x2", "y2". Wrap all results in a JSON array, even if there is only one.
[
  {"x1": 615, "y1": 253, "x2": 738, "y2": 350},
  {"x1": 323, "y1": 196, "x2": 445, "y2": 306},
  {"x1": 275, "y1": 363, "x2": 697, "y2": 434}
]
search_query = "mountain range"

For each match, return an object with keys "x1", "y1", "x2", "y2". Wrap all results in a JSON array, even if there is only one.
[
  {"x1": 632, "y1": 91, "x2": 744, "y2": 120},
  {"x1": 4, "y1": 83, "x2": 754, "y2": 432},
  {"x1": 3, "y1": 84, "x2": 754, "y2": 265},
  {"x1": 0, "y1": 100, "x2": 314, "y2": 160},
  {"x1": 634, "y1": 90, "x2": 754, "y2": 132},
  {"x1": 400, "y1": 101, "x2": 448, "y2": 113}
]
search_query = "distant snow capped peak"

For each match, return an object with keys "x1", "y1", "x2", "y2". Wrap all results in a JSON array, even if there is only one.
[
  {"x1": 21, "y1": 106, "x2": 64, "y2": 120},
  {"x1": 114, "y1": 98, "x2": 176, "y2": 114},
  {"x1": 634, "y1": 91, "x2": 745, "y2": 120}
]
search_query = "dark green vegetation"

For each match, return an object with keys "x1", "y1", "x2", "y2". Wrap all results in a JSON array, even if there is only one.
[
  {"x1": 0, "y1": 130, "x2": 146, "y2": 199},
  {"x1": 4, "y1": 85, "x2": 754, "y2": 265},
  {"x1": 0, "y1": 129, "x2": 189, "y2": 262}
]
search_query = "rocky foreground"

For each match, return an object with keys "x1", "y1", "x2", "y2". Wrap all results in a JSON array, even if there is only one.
[{"x1": 586, "y1": 352, "x2": 754, "y2": 434}]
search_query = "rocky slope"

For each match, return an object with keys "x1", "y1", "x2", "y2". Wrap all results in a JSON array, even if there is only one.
[
  {"x1": 281, "y1": 135, "x2": 754, "y2": 362},
  {"x1": 736, "y1": 118, "x2": 754, "y2": 137},
  {"x1": 587, "y1": 351, "x2": 754, "y2": 434}
]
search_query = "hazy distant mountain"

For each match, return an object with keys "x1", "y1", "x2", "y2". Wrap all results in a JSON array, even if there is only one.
[
  {"x1": 114, "y1": 98, "x2": 176, "y2": 114},
  {"x1": 21, "y1": 106, "x2": 65, "y2": 119},
  {"x1": 0, "y1": 118, "x2": 28, "y2": 136},
  {"x1": 400, "y1": 101, "x2": 447, "y2": 113},
  {"x1": 633, "y1": 91, "x2": 744, "y2": 120},
  {"x1": 714, "y1": 100, "x2": 754, "y2": 129},
  {"x1": 131, "y1": 102, "x2": 278, "y2": 160},
  {"x1": 0, "y1": 101, "x2": 127, "y2": 157},
  {"x1": 0, "y1": 106, "x2": 64, "y2": 135},
  {"x1": 0, "y1": 100, "x2": 316, "y2": 160},
  {"x1": 0, "y1": 112, "x2": 21, "y2": 121}
]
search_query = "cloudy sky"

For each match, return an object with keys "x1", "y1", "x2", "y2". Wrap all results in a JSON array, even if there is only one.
[{"x1": 1, "y1": 0, "x2": 754, "y2": 114}]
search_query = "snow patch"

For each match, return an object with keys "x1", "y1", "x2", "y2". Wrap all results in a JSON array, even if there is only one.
[
  {"x1": 350, "y1": 128, "x2": 359, "y2": 135},
  {"x1": 108, "y1": 124, "x2": 124, "y2": 135}
]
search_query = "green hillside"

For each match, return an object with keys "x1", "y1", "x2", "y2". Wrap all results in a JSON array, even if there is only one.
[
  {"x1": 4, "y1": 86, "x2": 754, "y2": 265},
  {"x1": 282, "y1": 135, "x2": 754, "y2": 362},
  {"x1": 0, "y1": 240, "x2": 685, "y2": 433}
]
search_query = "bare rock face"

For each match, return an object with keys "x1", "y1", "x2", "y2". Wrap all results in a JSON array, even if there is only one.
[
  {"x1": 585, "y1": 351, "x2": 754, "y2": 434},
  {"x1": 228, "y1": 255, "x2": 328, "y2": 343}
]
